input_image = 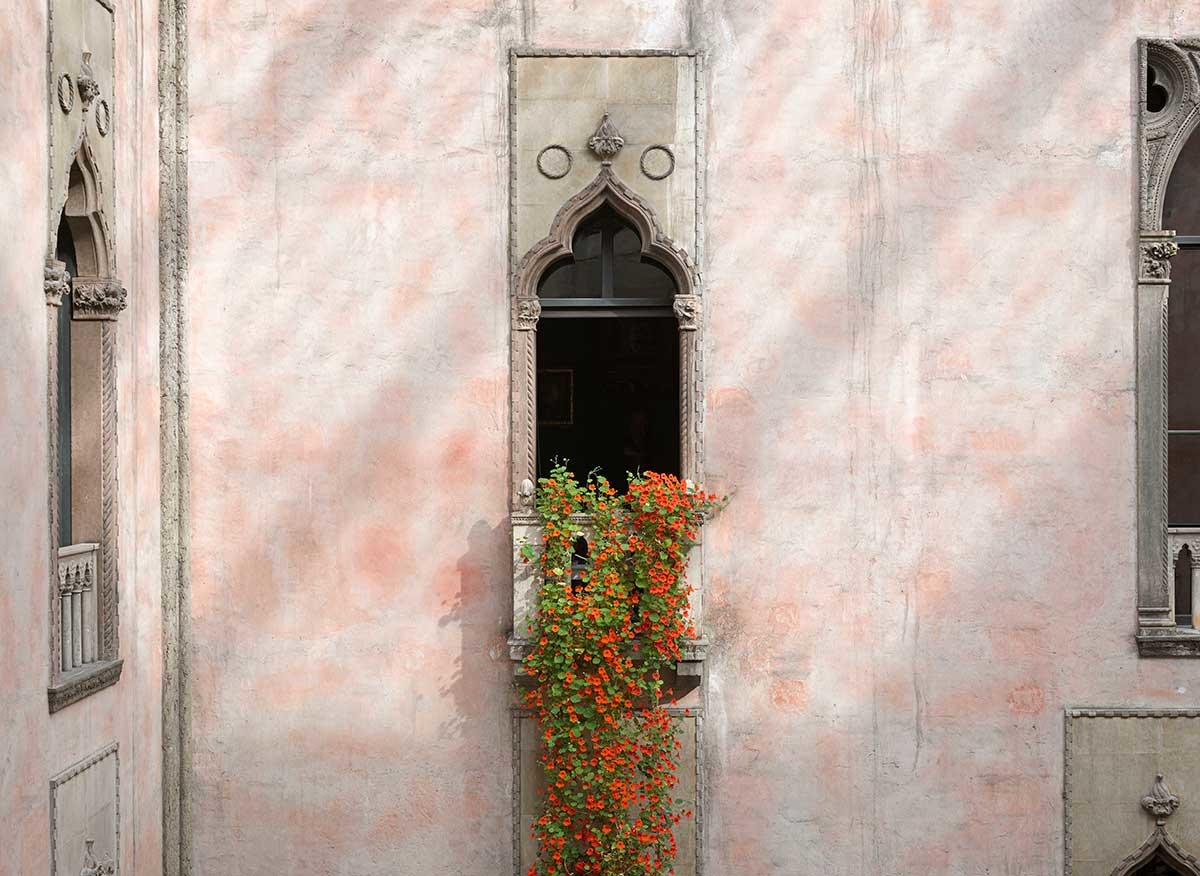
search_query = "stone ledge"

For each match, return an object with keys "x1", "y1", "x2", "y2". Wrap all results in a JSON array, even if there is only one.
[
  {"x1": 1137, "y1": 628, "x2": 1200, "y2": 657},
  {"x1": 48, "y1": 658, "x2": 123, "y2": 713}
]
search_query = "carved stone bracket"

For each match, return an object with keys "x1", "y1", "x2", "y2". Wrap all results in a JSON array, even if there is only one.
[
  {"x1": 72, "y1": 277, "x2": 126, "y2": 320},
  {"x1": 45, "y1": 258, "x2": 70, "y2": 306},
  {"x1": 1141, "y1": 233, "x2": 1180, "y2": 282},
  {"x1": 514, "y1": 297, "x2": 541, "y2": 330},
  {"x1": 673, "y1": 294, "x2": 700, "y2": 330},
  {"x1": 1143, "y1": 774, "x2": 1182, "y2": 824}
]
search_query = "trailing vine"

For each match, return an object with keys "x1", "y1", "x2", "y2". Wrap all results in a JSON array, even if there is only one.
[{"x1": 521, "y1": 464, "x2": 721, "y2": 876}]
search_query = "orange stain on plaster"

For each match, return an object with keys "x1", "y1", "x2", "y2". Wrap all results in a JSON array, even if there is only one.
[
  {"x1": 769, "y1": 679, "x2": 809, "y2": 712},
  {"x1": 1006, "y1": 682, "x2": 1046, "y2": 715}
]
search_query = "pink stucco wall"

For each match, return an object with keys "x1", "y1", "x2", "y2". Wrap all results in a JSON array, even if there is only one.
[
  {"x1": 183, "y1": 1, "x2": 1200, "y2": 874},
  {"x1": 0, "y1": 2, "x2": 162, "y2": 873}
]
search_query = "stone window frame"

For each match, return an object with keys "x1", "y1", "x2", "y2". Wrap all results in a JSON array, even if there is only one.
[
  {"x1": 1135, "y1": 38, "x2": 1200, "y2": 656},
  {"x1": 43, "y1": 0, "x2": 125, "y2": 710},
  {"x1": 506, "y1": 49, "x2": 708, "y2": 671}
]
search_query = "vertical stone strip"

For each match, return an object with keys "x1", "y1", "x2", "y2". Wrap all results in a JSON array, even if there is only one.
[
  {"x1": 100, "y1": 321, "x2": 118, "y2": 659},
  {"x1": 159, "y1": 0, "x2": 190, "y2": 868}
]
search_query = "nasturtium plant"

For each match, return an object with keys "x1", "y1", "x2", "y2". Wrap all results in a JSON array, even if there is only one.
[{"x1": 522, "y1": 464, "x2": 721, "y2": 876}]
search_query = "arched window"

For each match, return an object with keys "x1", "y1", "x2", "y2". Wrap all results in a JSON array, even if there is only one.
[
  {"x1": 55, "y1": 214, "x2": 76, "y2": 547},
  {"x1": 1165, "y1": 133, "x2": 1200, "y2": 534},
  {"x1": 535, "y1": 205, "x2": 680, "y2": 492},
  {"x1": 1132, "y1": 851, "x2": 1189, "y2": 876}
]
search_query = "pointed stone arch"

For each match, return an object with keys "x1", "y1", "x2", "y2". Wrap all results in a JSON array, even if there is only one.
[
  {"x1": 57, "y1": 136, "x2": 114, "y2": 282},
  {"x1": 1112, "y1": 827, "x2": 1200, "y2": 876},
  {"x1": 510, "y1": 167, "x2": 703, "y2": 508}
]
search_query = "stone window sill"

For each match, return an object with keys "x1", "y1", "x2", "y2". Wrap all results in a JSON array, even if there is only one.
[
  {"x1": 1137, "y1": 627, "x2": 1200, "y2": 657},
  {"x1": 48, "y1": 658, "x2": 122, "y2": 713}
]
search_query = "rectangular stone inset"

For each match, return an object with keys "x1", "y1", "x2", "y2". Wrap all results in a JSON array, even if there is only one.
[
  {"x1": 50, "y1": 742, "x2": 119, "y2": 876},
  {"x1": 1065, "y1": 709, "x2": 1200, "y2": 876}
]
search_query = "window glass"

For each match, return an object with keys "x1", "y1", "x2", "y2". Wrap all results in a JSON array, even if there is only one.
[
  {"x1": 538, "y1": 206, "x2": 677, "y2": 300},
  {"x1": 1164, "y1": 132, "x2": 1200, "y2": 234}
]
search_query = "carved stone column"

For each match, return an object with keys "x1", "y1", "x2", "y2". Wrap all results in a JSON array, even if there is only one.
[
  {"x1": 512, "y1": 296, "x2": 541, "y2": 509},
  {"x1": 1138, "y1": 230, "x2": 1179, "y2": 634}
]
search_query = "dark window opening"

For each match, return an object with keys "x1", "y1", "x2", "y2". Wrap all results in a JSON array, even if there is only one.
[
  {"x1": 1177, "y1": 544, "x2": 1194, "y2": 627},
  {"x1": 570, "y1": 536, "x2": 590, "y2": 593},
  {"x1": 55, "y1": 215, "x2": 75, "y2": 546},
  {"x1": 1148, "y1": 63, "x2": 1170, "y2": 115},
  {"x1": 536, "y1": 204, "x2": 681, "y2": 493},
  {"x1": 537, "y1": 317, "x2": 679, "y2": 493},
  {"x1": 1165, "y1": 132, "x2": 1200, "y2": 526},
  {"x1": 538, "y1": 204, "x2": 676, "y2": 306}
]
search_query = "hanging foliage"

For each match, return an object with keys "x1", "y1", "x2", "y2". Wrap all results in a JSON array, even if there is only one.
[{"x1": 520, "y1": 464, "x2": 721, "y2": 876}]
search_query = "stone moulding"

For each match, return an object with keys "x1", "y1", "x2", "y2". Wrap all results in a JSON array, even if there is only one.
[
  {"x1": 1136, "y1": 38, "x2": 1200, "y2": 655},
  {"x1": 1111, "y1": 826, "x2": 1200, "y2": 876}
]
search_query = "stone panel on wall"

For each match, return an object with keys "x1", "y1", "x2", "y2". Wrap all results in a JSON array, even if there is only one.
[
  {"x1": 1066, "y1": 710, "x2": 1200, "y2": 876},
  {"x1": 50, "y1": 743, "x2": 118, "y2": 876}
]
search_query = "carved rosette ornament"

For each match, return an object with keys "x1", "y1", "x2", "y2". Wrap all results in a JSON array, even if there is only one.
[
  {"x1": 515, "y1": 297, "x2": 541, "y2": 330},
  {"x1": 588, "y1": 114, "x2": 625, "y2": 164},
  {"x1": 72, "y1": 277, "x2": 127, "y2": 320},
  {"x1": 1141, "y1": 237, "x2": 1180, "y2": 282},
  {"x1": 44, "y1": 258, "x2": 70, "y2": 306},
  {"x1": 1143, "y1": 774, "x2": 1182, "y2": 824},
  {"x1": 77, "y1": 51, "x2": 100, "y2": 111},
  {"x1": 673, "y1": 294, "x2": 700, "y2": 330}
]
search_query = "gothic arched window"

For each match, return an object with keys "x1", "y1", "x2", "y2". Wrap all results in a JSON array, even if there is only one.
[{"x1": 535, "y1": 204, "x2": 681, "y2": 492}]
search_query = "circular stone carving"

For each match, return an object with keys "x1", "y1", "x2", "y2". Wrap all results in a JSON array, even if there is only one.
[
  {"x1": 640, "y1": 145, "x2": 675, "y2": 181},
  {"x1": 536, "y1": 145, "x2": 572, "y2": 179},
  {"x1": 57, "y1": 73, "x2": 75, "y2": 113},
  {"x1": 95, "y1": 99, "x2": 111, "y2": 136}
]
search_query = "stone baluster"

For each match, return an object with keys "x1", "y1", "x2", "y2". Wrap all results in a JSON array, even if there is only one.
[
  {"x1": 71, "y1": 564, "x2": 84, "y2": 668},
  {"x1": 81, "y1": 561, "x2": 96, "y2": 664},
  {"x1": 59, "y1": 571, "x2": 73, "y2": 672}
]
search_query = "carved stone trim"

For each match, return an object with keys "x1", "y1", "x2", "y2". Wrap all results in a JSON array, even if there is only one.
[
  {"x1": 674, "y1": 294, "x2": 700, "y2": 330},
  {"x1": 44, "y1": 258, "x2": 70, "y2": 306},
  {"x1": 49, "y1": 742, "x2": 119, "y2": 876},
  {"x1": 57, "y1": 72, "x2": 74, "y2": 113},
  {"x1": 72, "y1": 276, "x2": 127, "y2": 320},
  {"x1": 514, "y1": 297, "x2": 541, "y2": 330},
  {"x1": 1141, "y1": 234, "x2": 1180, "y2": 283},
  {"x1": 535, "y1": 144, "x2": 571, "y2": 180},
  {"x1": 95, "y1": 98, "x2": 110, "y2": 137},
  {"x1": 1141, "y1": 40, "x2": 1200, "y2": 231},
  {"x1": 77, "y1": 51, "x2": 100, "y2": 111},
  {"x1": 1111, "y1": 827, "x2": 1200, "y2": 876},
  {"x1": 640, "y1": 145, "x2": 676, "y2": 180}
]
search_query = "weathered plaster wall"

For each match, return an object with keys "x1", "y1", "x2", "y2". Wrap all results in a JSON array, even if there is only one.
[
  {"x1": 0, "y1": 1, "x2": 162, "y2": 873},
  {"x1": 184, "y1": 1, "x2": 1200, "y2": 874}
]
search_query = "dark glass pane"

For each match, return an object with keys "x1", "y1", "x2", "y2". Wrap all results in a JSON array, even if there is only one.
[
  {"x1": 1170, "y1": 250, "x2": 1200, "y2": 428},
  {"x1": 537, "y1": 316, "x2": 679, "y2": 493},
  {"x1": 1164, "y1": 132, "x2": 1200, "y2": 235},
  {"x1": 538, "y1": 221, "x2": 603, "y2": 298},
  {"x1": 1132, "y1": 851, "x2": 1186, "y2": 876},
  {"x1": 55, "y1": 216, "x2": 75, "y2": 546},
  {"x1": 1169, "y1": 434, "x2": 1200, "y2": 525},
  {"x1": 613, "y1": 226, "x2": 675, "y2": 298}
]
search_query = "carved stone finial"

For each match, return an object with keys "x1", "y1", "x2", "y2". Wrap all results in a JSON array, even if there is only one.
[
  {"x1": 1142, "y1": 774, "x2": 1181, "y2": 824},
  {"x1": 673, "y1": 294, "x2": 700, "y2": 331},
  {"x1": 1141, "y1": 237, "x2": 1180, "y2": 282},
  {"x1": 514, "y1": 297, "x2": 541, "y2": 330},
  {"x1": 72, "y1": 277, "x2": 127, "y2": 320},
  {"x1": 77, "y1": 52, "x2": 100, "y2": 111},
  {"x1": 80, "y1": 838, "x2": 115, "y2": 876},
  {"x1": 519, "y1": 478, "x2": 535, "y2": 507},
  {"x1": 44, "y1": 258, "x2": 70, "y2": 306},
  {"x1": 588, "y1": 114, "x2": 625, "y2": 164}
]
